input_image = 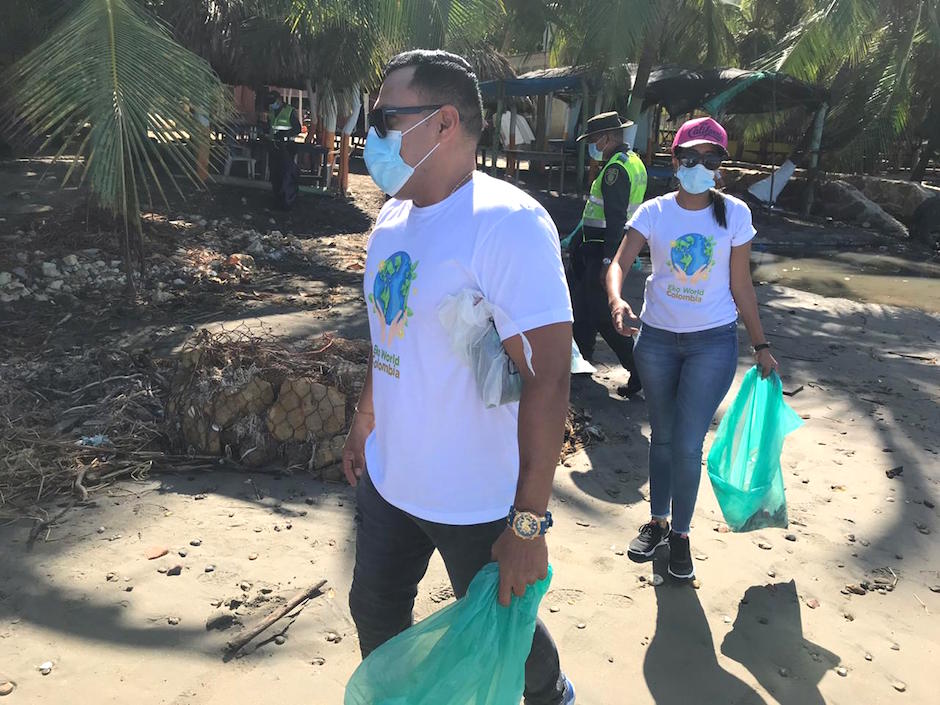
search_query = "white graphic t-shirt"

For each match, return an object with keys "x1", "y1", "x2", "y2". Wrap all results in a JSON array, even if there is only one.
[
  {"x1": 363, "y1": 172, "x2": 573, "y2": 525},
  {"x1": 627, "y1": 192, "x2": 755, "y2": 333}
]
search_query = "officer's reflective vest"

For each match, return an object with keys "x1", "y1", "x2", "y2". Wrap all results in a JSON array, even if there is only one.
[
  {"x1": 269, "y1": 105, "x2": 296, "y2": 134},
  {"x1": 581, "y1": 150, "x2": 648, "y2": 241}
]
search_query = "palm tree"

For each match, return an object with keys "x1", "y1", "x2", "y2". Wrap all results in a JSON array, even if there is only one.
[
  {"x1": 757, "y1": 0, "x2": 940, "y2": 177},
  {"x1": 1, "y1": 0, "x2": 233, "y2": 296}
]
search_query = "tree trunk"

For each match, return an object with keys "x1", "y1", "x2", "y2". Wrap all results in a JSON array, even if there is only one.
[
  {"x1": 625, "y1": 36, "x2": 656, "y2": 123},
  {"x1": 910, "y1": 138, "x2": 935, "y2": 182}
]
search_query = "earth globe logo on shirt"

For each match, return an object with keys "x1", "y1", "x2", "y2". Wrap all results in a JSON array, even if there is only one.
[
  {"x1": 668, "y1": 233, "x2": 716, "y2": 284},
  {"x1": 369, "y1": 250, "x2": 418, "y2": 345}
]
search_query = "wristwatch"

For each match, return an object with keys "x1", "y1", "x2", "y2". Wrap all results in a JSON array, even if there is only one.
[
  {"x1": 507, "y1": 506, "x2": 553, "y2": 540},
  {"x1": 602, "y1": 257, "x2": 613, "y2": 266}
]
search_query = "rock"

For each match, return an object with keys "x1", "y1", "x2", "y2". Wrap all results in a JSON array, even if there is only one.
[
  {"x1": 806, "y1": 598, "x2": 820, "y2": 609},
  {"x1": 226, "y1": 253, "x2": 255, "y2": 269},
  {"x1": 167, "y1": 616, "x2": 180, "y2": 625},
  {"x1": 549, "y1": 606, "x2": 560, "y2": 613},
  {"x1": 864, "y1": 652, "x2": 872, "y2": 661},
  {"x1": 758, "y1": 617, "x2": 769, "y2": 625},
  {"x1": 97, "y1": 526, "x2": 106, "y2": 534},
  {"x1": 125, "y1": 585, "x2": 134, "y2": 592},
  {"x1": 691, "y1": 579, "x2": 702, "y2": 589},
  {"x1": 650, "y1": 574, "x2": 664, "y2": 586},
  {"x1": 576, "y1": 623, "x2": 587, "y2": 630},
  {"x1": 694, "y1": 554, "x2": 708, "y2": 561},
  {"x1": 157, "y1": 567, "x2": 168, "y2": 574},
  {"x1": 326, "y1": 631, "x2": 342, "y2": 643},
  {"x1": 248, "y1": 553, "x2": 258, "y2": 561},
  {"x1": 836, "y1": 666, "x2": 847, "y2": 677},
  {"x1": 929, "y1": 585, "x2": 940, "y2": 593},
  {"x1": 785, "y1": 533, "x2": 797, "y2": 542},
  {"x1": 205, "y1": 565, "x2": 215, "y2": 573},
  {"x1": 0, "y1": 272, "x2": 11, "y2": 286},
  {"x1": 723, "y1": 615, "x2": 732, "y2": 624},
  {"x1": 41, "y1": 262, "x2": 60, "y2": 278},
  {"x1": 925, "y1": 499, "x2": 936, "y2": 509},
  {"x1": 178, "y1": 549, "x2": 188, "y2": 558},
  {"x1": 758, "y1": 542, "x2": 773, "y2": 550},
  {"x1": 206, "y1": 612, "x2": 236, "y2": 631},
  {"x1": 63, "y1": 254, "x2": 79, "y2": 266},
  {"x1": 239, "y1": 581, "x2": 251, "y2": 592},
  {"x1": 146, "y1": 547, "x2": 169, "y2": 560},
  {"x1": 106, "y1": 572, "x2": 117, "y2": 582},
  {"x1": 190, "y1": 538, "x2": 202, "y2": 547},
  {"x1": 310, "y1": 657, "x2": 326, "y2": 666},
  {"x1": 818, "y1": 180, "x2": 909, "y2": 239},
  {"x1": 274, "y1": 635, "x2": 287, "y2": 645},
  {"x1": 892, "y1": 681, "x2": 907, "y2": 692},
  {"x1": 0, "y1": 681, "x2": 15, "y2": 696},
  {"x1": 166, "y1": 564, "x2": 183, "y2": 576},
  {"x1": 39, "y1": 661, "x2": 54, "y2": 675},
  {"x1": 891, "y1": 642, "x2": 900, "y2": 651},
  {"x1": 778, "y1": 667, "x2": 789, "y2": 677}
]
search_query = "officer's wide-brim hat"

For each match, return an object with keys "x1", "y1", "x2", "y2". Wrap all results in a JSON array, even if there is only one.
[{"x1": 576, "y1": 111, "x2": 635, "y2": 142}]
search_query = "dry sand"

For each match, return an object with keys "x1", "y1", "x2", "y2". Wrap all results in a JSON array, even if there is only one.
[{"x1": 1, "y1": 282, "x2": 937, "y2": 704}]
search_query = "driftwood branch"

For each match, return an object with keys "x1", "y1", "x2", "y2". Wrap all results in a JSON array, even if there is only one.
[{"x1": 225, "y1": 579, "x2": 328, "y2": 657}]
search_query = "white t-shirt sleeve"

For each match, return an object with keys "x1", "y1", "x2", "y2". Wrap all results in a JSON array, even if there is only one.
[
  {"x1": 472, "y1": 206, "x2": 573, "y2": 340},
  {"x1": 626, "y1": 199, "x2": 656, "y2": 239},
  {"x1": 730, "y1": 199, "x2": 757, "y2": 246}
]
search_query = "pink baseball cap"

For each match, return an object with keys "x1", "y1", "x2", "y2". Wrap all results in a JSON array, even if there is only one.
[{"x1": 673, "y1": 117, "x2": 728, "y2": 155}]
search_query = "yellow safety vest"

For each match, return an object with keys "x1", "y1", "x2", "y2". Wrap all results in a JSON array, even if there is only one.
[
  {"x1": 269, "y1": 105, "x2": 296, "y2": 134},
  {"x1": 581, "y1": 150, "x2": 648, "y2": 241}
]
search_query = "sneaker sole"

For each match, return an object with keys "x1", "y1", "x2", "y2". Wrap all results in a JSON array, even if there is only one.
[
  {"x1": 627, "y1": 537, "x2": 670, "y2": 560},
  {"x1": 668, "y1": 565, "x2": 695, "y2": 580}
]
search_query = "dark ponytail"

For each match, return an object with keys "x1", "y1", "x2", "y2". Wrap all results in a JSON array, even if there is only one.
[{"x1": 710, "y1": 188, "x2": 727, "y2": 229}]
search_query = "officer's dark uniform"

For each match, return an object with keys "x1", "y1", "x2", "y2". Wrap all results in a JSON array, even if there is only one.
[
  {"x1": 569, "y1": 144, "x2": 639, "y2": 383},
  {"x1": 264, "y1": 92, "x2": 302, "y2": 209}
]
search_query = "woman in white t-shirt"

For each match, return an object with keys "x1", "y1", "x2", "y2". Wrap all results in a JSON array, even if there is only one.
[{"x1": 604, "y1": 116, "x2": 779, "y2": 580}]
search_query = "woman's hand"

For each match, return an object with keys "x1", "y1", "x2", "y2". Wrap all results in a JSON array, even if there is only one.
[
  {"x1": 755, "y1": 347, "x2": 779, "y2": 379},
  {"x1": 610, "y1": 298, "x2": 640, "y2": 337}
]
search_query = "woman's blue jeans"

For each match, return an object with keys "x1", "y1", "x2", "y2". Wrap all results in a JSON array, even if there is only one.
[{"x1": 633, "y1": 322, "x2": 738, "y2": 534}]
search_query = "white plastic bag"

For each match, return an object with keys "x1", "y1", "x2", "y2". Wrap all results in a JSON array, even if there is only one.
[{"x1": 438, "y1": 290, "x2": 533, "y2": 408}]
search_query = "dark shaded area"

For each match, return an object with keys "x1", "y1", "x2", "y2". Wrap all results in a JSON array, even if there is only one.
[
  {"x1": 644, "y1": 553, "x2": 767, "y2": 705},
  {"x1": 722, "y1": 581, "x2": 839, "y2": 705}
]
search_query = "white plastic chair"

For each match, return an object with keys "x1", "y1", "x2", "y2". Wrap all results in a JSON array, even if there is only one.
[{"x1": 224, "y1": 144, "x2": 256, "y2": 179}]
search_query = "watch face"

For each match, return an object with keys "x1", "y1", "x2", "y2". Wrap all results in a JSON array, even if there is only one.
[{"x1": 514, "y1": 513, "x2": 540, "y2": 538}]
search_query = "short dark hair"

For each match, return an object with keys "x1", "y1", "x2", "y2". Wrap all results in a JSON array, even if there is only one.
[{"x1": 383, "y1": 50, "x2": 484, "y2": 140}]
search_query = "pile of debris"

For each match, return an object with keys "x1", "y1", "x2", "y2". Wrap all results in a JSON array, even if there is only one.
[
  {"x1": 0, "y1": 342, "x2": 173, "y2": 521},
  {"x1": 166, "y1": 328, "x2": 370, "y2": 479},
  {"x1": 563, "y1": 406, "x2": 603, "y2": 459},
  {"x1": 0, "y1": 224, "x2": 309, "y2": 306}
]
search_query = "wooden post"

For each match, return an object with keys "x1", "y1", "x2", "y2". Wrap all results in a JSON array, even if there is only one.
[
  {"x1": 801, "y1": 102, "x2": 828, "y2": 216},
  {"x1": 490, "y1": 83, "x2": 504, "y2": 176},
  {"x1": 577, "y1": 80, "x2": 589, "y2": 195},
  {"x1": 339, "y1": 133, "x2": 350, "y2": 195},
  {"x1": 534, "y1": 94, "x2": 547, "y2": 175},
  {"x1": 508, "y1": 103, "x2": 518, "y2": 178}
]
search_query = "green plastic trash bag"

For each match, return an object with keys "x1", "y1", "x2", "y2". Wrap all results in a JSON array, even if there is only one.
[
  {"x1": 707, "y1": 367, "x2": 803, "y2": 532},
  {"x1": 345, "y1": 563, "x2": 552, "y2": 705}
]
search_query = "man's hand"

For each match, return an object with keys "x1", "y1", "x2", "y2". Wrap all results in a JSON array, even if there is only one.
[
  {"x1": 342, "y1": 411, "x2": 374, "y2": 486},
  {"x1": 491, "y1": 527, "x2": 548, "y2": 607}
]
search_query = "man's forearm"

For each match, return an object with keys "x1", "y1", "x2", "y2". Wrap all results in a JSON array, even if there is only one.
[
  {"x1": 356, "y1": 352, "x2": 375, "y2": 415},
  {"x1": 513, "y1": 372, "x2": 570, "y2": 515}
]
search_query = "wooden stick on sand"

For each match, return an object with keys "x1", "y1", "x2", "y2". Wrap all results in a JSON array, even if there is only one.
[{"x1": 225, "y1": 579, "x2": 328, "y2": 656}]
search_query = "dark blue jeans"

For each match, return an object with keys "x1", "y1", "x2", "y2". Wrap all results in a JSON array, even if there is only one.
[
  {"x1": 349, "y1": 471, "x2": 567, "y2": 705},
  {"x1": 633, "y1": 322, "x2": 738, "y2": 534}
]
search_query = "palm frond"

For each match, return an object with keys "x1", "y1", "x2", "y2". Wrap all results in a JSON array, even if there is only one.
[{"x1": 2, "y1": 0, "x2": 233, "y2": 220}]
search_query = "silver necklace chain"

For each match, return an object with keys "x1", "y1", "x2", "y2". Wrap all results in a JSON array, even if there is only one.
[{"x1": 449, "y1": 170, "x2": 475, "y2": 196}]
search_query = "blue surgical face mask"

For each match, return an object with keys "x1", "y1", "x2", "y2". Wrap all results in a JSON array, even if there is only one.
[
  {"x1": 270, "y1": 101, "x2": 281, "y2": 111},
  {"x1": 676, "y1": 164, "x2": 716, "y2": 194},
  {"x1": 588, "y1": 141, "x2": 604, "y2": 161},
  {"x1": 364, "y1": 109, "x2": 441, "y2": 196}
]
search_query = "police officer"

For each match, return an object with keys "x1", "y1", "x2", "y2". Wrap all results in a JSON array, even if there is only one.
[
  {"x1": 566, "y1": 111, "x2": 648, "y2": 396},
  {"x1": 264, "y1": 90, "x2": 301, "y2": 209}
]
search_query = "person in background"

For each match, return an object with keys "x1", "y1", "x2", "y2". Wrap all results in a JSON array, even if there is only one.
[
  {"x1": 565, "y1": 112, "x2": 647, "y2": 397},
  {"x1": 263, "y1": 90, "x2": 301, "y2": 209},
  {"x1": 605, "y1": 116, "x2": 779, "y2": 580},
  {"x1": 343, "y1": 50, "x2": 576, "y2": 704}
]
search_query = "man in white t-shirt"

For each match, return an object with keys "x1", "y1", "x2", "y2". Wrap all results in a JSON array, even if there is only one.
[{"x1": 342, "y1": 50, "x2": 576, "y2": 704}]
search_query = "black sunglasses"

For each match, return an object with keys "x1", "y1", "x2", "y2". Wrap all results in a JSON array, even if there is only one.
[
  {"x1": 368, "y1": 104, "x2": 444, "y2": 138},
  {"x1": 677, "y1": 150, "x2": 724, "y2": 170}
]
